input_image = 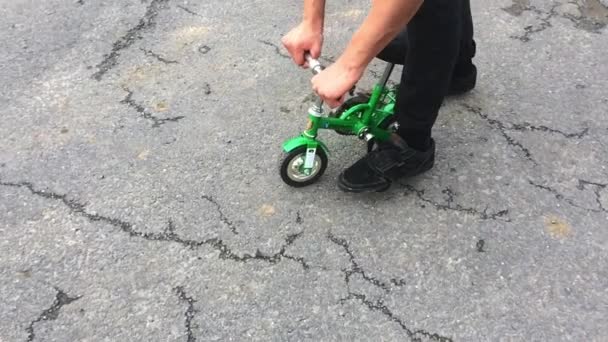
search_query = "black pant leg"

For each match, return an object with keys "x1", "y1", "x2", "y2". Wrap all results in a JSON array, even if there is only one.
[
  {"x1": 376, "y1": 29, "x2": 408, "y2": 65},
  {"x1": 455, "y1": 0, "x2": 475, "y2": 73},
  {"x1": 394, "y1": 0, "x2": 464, "y2": 151},
  {"x1": 376, "y1": 0, "x2": 474, "y2": 68}
]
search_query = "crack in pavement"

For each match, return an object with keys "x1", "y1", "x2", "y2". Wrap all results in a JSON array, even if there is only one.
[
  {"x1": 504, "y1": 0, "x2": 608, "y2": 36},
  {"x1": 177, "y1": 5, "x2": 204, "y2": 18},
  {"x1": 92, "y1": 0, "x2": 170, "y2": 80},
  {"x1": 327, "y1": 232, "x2": 391, "y2": 293},
  {"x1": 575, "y1": 0, "x2": 608, "y2": 32},
  {"x1": 120, "y1": 87, "x2": 185, "y2": 127},
  {"x1": 577, "y1": 180, "x2": 608, "y2": 212},
  {"x1": 174, "y1": 286, "x2": 197, "y2": 342},
  {"x1": 26, "y1": 288, "x2": 81, "y2": 342},
  {"x1": 528, "y1": 179, "x2": 575, "y2": 204},
  {"x1": 201, "y1": 195, "x2": 238, "y2": 235},
  {"x1": 400, "y1": 183, "x2": 511, "y2": 221},
  {"x1": 511, "y1": 4, "x2": 557, "y2": 42},
  {"x1": 327, "y1": 232, "x2": 386, "y2": 294},
  {"x1": 463, "y1": 104, "x2": 588, "y2": 161},
  {"x1": 462, "y1": 103, "x2": 589, "y2": 139},
  {"x1": 503, "y1": 1, "x2": 557, "y2": 42},
  {"x1": 390, "y1": 278, "x2": 407, "y2": 287},
  {"x1": 528, "y1": 179, "x2": 607, "y2": 213},
  {"x1": 463, "y1": 104, "x2": 536, "y2": 164},
  {"x1": 510, "y1": 122, "x2": 589, "y2": 139},
  {"x1": 257, "y1": 39, "x2": 290, "y2": 59},
  {"x1": 342, "y1": 293, "x2": 454, "y2": 342},
  {"x1": 279, "y1": 232, "x2": 311, "y2": 270},
  {"x1": 141, "y1": 48, "x2": 178, "y2": 64},
  {"x1": 328, "y1": 233, "x2": 451, "y2": 341},
  {"x1": 462, "y1": 104, "x2": 599, "y2": 213},
  {"x1": 0, "y1": 180, "x2": 310, "y2": 270}
]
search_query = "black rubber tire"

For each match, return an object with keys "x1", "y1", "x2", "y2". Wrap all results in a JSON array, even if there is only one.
[
  {"x1": 280, "y1": 146, "x2": 328, "y2": 187},
  {"x1": 330, "y1": 94, "x2": 370, "y2": 135}
]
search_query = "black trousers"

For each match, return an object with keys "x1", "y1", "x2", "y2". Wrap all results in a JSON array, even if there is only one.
[{"x1": 377, "y1": 0, "x2": 475, "y2": 150}]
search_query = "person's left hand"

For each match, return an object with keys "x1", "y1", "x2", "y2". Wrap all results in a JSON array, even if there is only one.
[{"x1": 311, "y1": 59, "x2": 364, "y2": 108}]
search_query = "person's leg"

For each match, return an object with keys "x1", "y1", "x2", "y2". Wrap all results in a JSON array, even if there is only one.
[
  {"x1": 458, "y1": 0, "x2": 475, "y2": 65},
  {"x1": 450, "y1": 0, "x2": 477, "y2": 94},
  {"x1": 376, "y1": 0, "x2": 476, "y2": 93},
  {"x1": 376, "y1": 29, "x2": 408, "y2": 65},
  {"x1": 337, "y1": 0, "x2": 465, "y2": 193},
  {"x1": 395, "y1": 0, "x2": 464, "y2": 151}
]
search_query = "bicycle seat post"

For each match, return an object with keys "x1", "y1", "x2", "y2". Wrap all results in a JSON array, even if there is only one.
[{"x1": 379, "y1": 63, "x2": 395, "y2": 88}]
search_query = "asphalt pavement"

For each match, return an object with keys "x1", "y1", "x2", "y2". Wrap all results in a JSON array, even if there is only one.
[{"x1": 1, "y1": 0, "x2": 607, "y2": 341}]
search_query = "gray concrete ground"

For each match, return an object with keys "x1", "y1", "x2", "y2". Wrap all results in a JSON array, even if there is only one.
[{"x1": 1, "y1": 0, "x2": 607, "y2": 341}]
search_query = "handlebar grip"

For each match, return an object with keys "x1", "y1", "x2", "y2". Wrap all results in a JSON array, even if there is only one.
[{"x1": 305, "y1": 54, "x2": 323, "y2": 75}]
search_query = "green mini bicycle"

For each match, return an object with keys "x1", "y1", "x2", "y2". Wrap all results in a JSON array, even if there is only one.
[{"x1": 279, "y1": 55, "x2": 398, "y2": 187}]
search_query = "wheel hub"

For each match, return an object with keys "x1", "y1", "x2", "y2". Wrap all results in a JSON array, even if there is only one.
[{"x1": 287, "y1": 153, "x2": 321, "y2": 182}]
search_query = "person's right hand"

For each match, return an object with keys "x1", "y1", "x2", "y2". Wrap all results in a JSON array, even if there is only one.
[{"x1": 281, "y1": 22, "x2": 323, "y2": 67}]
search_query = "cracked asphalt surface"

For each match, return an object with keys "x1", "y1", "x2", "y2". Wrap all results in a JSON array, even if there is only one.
[{"x1": 1, "y1": 0, "x2": 607, "y2": 341}]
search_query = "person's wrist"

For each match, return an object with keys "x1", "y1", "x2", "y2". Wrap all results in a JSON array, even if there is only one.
[
  {"x1": 336, "y1": 54, "x2": 365, "y2": 81},
  {"x1": 302, "y1": 18, "x2": 323, "y2": 34}
]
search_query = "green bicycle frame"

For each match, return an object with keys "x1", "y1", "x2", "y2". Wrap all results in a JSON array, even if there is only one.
[
  {"x1": 302, "y1": 84, "x2": 394, "y2": 141},
  {"x1": 282, "y1": 59, "x2": 397, "y2": 170}
]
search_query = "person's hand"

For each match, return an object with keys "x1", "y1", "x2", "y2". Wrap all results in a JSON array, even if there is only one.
[
  {"x1": 281, "y1": 22, "x2": 323, "y2": 67},
  {"x1": 312, "y1": 59, "x2": 364, "y2": 108}
]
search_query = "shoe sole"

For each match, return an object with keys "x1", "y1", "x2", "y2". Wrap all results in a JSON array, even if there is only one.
[
  {"x1": 337, "y1": 176, "x2": 392, "y2": 193},
  {"x1": 338, "y1": 158, "x2": 434, "y2": 193}
]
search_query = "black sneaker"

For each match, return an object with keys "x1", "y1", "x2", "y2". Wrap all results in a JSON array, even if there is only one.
[{"x1": 338, "y1": 134, "x2": 435, "y2": 193}]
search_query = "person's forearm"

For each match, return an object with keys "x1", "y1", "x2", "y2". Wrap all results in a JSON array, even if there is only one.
[
  {"x1": 341, "y1": 0, "x2": 423, "y2": 69},
  {"x1": 303, "y1": 0, "x2": 326, "y2": 32}
]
